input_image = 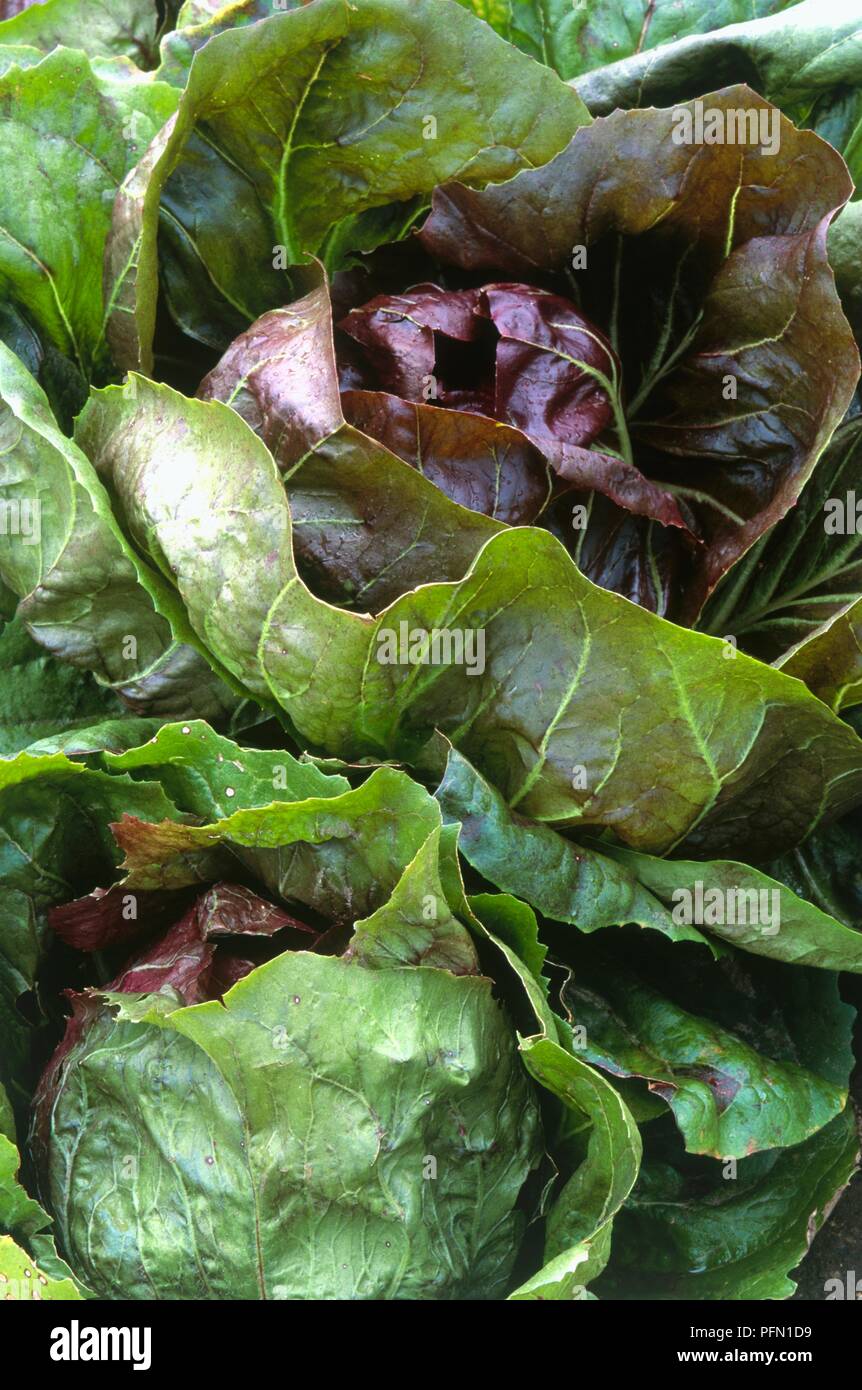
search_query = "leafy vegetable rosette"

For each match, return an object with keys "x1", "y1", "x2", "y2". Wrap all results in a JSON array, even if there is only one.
[{"x1": 1, "y1": 0, "x2": 862, "y2": 1302}]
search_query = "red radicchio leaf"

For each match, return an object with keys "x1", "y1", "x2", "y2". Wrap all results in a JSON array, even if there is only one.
[
  {"x1": 340, "y1": 388, "x2": 552, "y2": 525},
  {"x1": 198, "y1": 280, "x2": 502, "y2": 610},
  {"x1": 48, "y1": 885, "x2": 194, "y2": 953},
  {"x1": 108, "y1": 884, "x2": 307, "y2": 1003},
  {"x1": 415, "y1": 88, "x2": 859, "y2": 619},
  {"x1": 337, "y1": 284, "x2": 486, "y2": 400},
  {"x1": 338, "y1": 280, "x2": 691, "y2": 533},
  {"x1": 32, "y1": 882, "x2": 314, "y2": 1172},
  {"x1": 479, "y1": 283, "x2": 614, "y2": 448},
  {"x1": 110, "y1": 881, "x2": 312, "y2": 1003}
]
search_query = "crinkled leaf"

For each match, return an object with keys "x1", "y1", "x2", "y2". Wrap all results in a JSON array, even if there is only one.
[
  {"x1": 105, "y1": 719, "x2": 349, "y2": 818},
  {"x1": 347, "y1": 827, "x2": 479, "y2": 975},
  {"x1": 39, "y1": 950, "x2": 541, "y2": 1298},
  {"x1": 112, "y1": 765, "x2": 443, "y2": 927}
]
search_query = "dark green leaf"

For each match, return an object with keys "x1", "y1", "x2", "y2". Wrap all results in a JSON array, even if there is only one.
[
  {"x1": 699, "y1": 419, "x2": 862, "y2": 666},
  {"x1": 559, "y1": 950, "x2": 849, "y2": 1157},
  {"x1": 0, "y1": 607, "x2": 122, "y2": 755},
  {"x1": 0, "y1": 0, "x2": 165, "y2": 64},
  {"x1": 435, "y1": 746, "x2": 710, "y2": 946},
  {"x1": 574, "y1": 0, "x2": 856, "y2": 118},
  {"x1": 0, "y1": 345, "x2": 257, "y2": 721},
  {"x1": 598, "y1": 1107, "x2": 859, "y2": 1299}
]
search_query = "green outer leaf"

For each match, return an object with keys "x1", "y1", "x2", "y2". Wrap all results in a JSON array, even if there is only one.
[
  {"x1": 0, "y1": 1233, "x2": 83, "y2": 1300},
  {"x1": 0, "y1": 1132, "x2": 53, "y2": 1246},
  {"x1": 0, "y1": 1075, "x2": 88, "y2": 1298},
  {"x1": 156, "y1": 0, "x2": 292, "y2": 86},
  {"x1": 457, "y1": 0, "x2": 796, "y2": 82},
  {"x1": 77, "y1": 376, "x2": 862, "y2": 860},
  {"x1": 0, "y1": 45, "x2": 43, "y2": 76},
  {"x1": 75, "y1": 376, "x2": 301, "y2": 708},
  {"x1": 460, "y1": 890, "x2": 641, "y2": 1295},
  {"x1": 0, "y1": 48, "x2": 178, "y2": 379},
  {"x1": 113, "y1": 764, "x2": 443, "y2": 923},
  {"x1": 599, "y1": 1107, "x2": 860, "y2": 1300},
  {"x1": 507, "y1": 1233, "x2": 600, "y2": 1301},
  {"x1": 0, "y1": 345, "x2": 245, "y2": 720},
  {"x1": 600, "y1": 842, "x2": 862, "y2": 971},
  {"x1": 521, "y1": 1035, "x2": 641, "y2": 1256},
  {"x1": 435, "y1": 746, "x2": 710, "y2": 946},
  {"x1": 24, "y1": 716, "x2": 165, "y2": 756},
  {"x1": 106, "y1": 0, "x2": 591, "y2": 370},
  {"x1": 45, "y1": 951, "x2": 542, "y2": 1299},
  {"x1": 0, "y1": 0, "x2": 163, "y2": 63},
  {"x1": 574, "y1": 0, "x2": 859, "y2": 118}
]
